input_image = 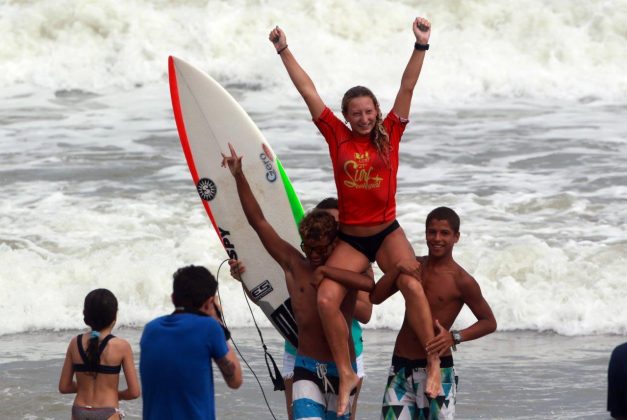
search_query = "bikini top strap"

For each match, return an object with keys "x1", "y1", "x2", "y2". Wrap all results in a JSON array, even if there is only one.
[
  {"x1": 76, "y1": 333, "x2": 88, "y2": 363},
  {"x1": 98, "y1": 334, "x2": 116, "y2": 353}
]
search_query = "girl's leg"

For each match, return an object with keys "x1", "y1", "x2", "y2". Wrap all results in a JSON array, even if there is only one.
[
  {"x1": 317, "y1": 241, "x2": 369, "y2": 416},
  {"x1": 375, "y1": 227, "x2": 441, "y2": 398}
]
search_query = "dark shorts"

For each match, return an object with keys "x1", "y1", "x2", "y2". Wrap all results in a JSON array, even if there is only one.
[{"x1": 338, "y1": 220, "x2": 400, "y2": 262}]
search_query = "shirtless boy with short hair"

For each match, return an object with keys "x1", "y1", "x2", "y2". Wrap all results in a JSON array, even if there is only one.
[
  {"x1": 222, "y1": 145, "x2": 368, "y2": 420},
  {"x1": 314, "y1": 207, "x2": 497, "y2": 418},
  {"x1": 230, "y1": 196, "x2": 373, "y2": 420},
  {"x1": 371, "y1": 206, "x2": 497, "y2": 419}
]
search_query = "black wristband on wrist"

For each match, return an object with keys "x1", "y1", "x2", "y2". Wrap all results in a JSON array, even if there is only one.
[
  {"x1": 221, "y1": 324, "x2": 231, "y2": 341},
  {"x1": 414, "y1": 42, "x2": 429, "y2": 51},
  {"x1": 277, "y1": 45, "x2": 288, "y2": 55}
]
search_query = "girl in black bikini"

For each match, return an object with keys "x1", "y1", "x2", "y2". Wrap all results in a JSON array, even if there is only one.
[{"x1": 59, "y1": 289, "x2": 140, "y2": 419}]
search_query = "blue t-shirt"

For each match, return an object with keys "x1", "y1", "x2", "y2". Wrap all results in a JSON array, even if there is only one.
[{"x1": 140, "y1": 313, "x2": 229, "y2": 420}]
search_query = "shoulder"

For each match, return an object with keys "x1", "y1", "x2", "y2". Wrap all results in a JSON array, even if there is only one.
[
  {"x1": 313, "y1": 107, "x2": 347, "y2": 135},
  {"x1": 143, "y1": 315, "x2": 165, "y2": 330},
  {"x1": 384, "y1": 110, "x2": 409, "y2": 126},
  {"x1": 313, "y1": 106, "x2": 336, "y2": 123},
  {"x1": 66, "y1": 335, "x2": 78, "y2": 355},
  {"x1": 109, "y1": 336, "x2": 132, "y2": 351},
  {"x1": 141, "y1": 315, "x2": 171, "y2": 340},
  {"x1": 454, "y1": 264, "x2": 481, "y2": 293},
  {"x1": 612, "y1": 342, "x2": 627, "y2": 358},
  {"x1": 454, "y1": 263, "x2": 473, "y2": 283},
  {"x1": 281, "y1": 247, "x2": 307, "y2": 273},
  {"x1": 202, "y1": 318, "x2": 228, "y2": 348},
  {"x1": 191, "y1": 314, "x2": 224, "y2": 335}
]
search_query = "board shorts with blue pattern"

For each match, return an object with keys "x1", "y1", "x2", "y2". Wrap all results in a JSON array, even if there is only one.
[
  {"x1": 381, "y1": 355, "x2": 457, "y2": 420},
  {"x1": 292, "y1": 354, "x2": 357, "y2": 420}
]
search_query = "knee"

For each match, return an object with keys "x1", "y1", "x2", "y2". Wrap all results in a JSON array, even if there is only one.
[
  {"x1": 317, "y1": 285, "x2": 339, "y2": 314},
  {"x1": 397, "y1": 274, "x2": 425, "y2": 297}
]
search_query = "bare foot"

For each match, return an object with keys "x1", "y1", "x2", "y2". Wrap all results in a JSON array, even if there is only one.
[
  {"x1": 425, "y1": 359, "x2": 441, "y2": 398},
  {"x1": 337, "y1": 371, "x2": 359, "y2": 416}
]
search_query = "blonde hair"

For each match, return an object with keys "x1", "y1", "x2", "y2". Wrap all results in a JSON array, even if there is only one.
[{"x1": 341, "y1": 86, "x2": 390, "y2": 165}]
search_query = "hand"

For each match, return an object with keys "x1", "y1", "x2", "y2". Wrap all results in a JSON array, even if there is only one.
[
  {"x1": 425, "y1": 319, "x2": 452, "y2": 356},
  {"x1": 221, "y1": 143, "x2": 243, "y2": 176},
  {"x1": 396, "y1": 257, "x2": 422, "y2": 281},
  {"x1": 211, "y1": 300, "x2": 222, "y2": 324},
  {"x1": 228, "y1": 259, "x2": 245, "y2": 282},
  {"x1": 413, "y1": 17, "x2": 431, "y2": 44},
  {"x1": 311, "y1": 266, "x2": 326, "y2": 289},
  {"x1": 268, "y1": 25, "x2": 287, "y2": 52}
]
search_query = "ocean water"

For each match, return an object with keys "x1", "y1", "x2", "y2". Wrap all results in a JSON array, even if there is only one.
[
  {"x1": 1, "y1": 328, "x2": 623, "y2": 419},
  {"x1": 2, "y1": 2, "x2": 627, "y2": 419},
  {"x1": 1, "y1": 1, "x2": 626, "y2": 338}
]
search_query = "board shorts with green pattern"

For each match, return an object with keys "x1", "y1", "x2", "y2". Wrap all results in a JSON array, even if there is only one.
[{"x1": 381, "y1": 355, "x2": 457, "y2": 420}]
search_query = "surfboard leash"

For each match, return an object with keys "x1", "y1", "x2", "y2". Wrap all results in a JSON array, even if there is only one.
[
  {"x1": 216, "y1": 259, "x2": 279, "y2": 420},
  {"x1": 239, "y1": 282, "x2": 285, "y2": 392}
]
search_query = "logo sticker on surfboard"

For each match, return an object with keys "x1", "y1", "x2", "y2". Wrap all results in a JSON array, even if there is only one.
[
  {"x1": 260, "y1": 144, "x2": 277, "y2": 183},
  {"x1": 250, "y1": 280, "x2": 274, "y2": 301},
  {"x1": 197, "y1": 178, "x2": 217, "y2": 201}
]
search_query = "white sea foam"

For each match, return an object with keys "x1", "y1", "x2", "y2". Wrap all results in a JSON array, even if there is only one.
[
  {"x1": 0, "y1": 186, "x2": 258, "y2": 335},
  {"x1": 1, "y1": 179, "x2": 625, "y2": 336},
  {"x1": 1, "y1": 0, "x2": 627, "y2": 101},
  {"x1": 1, "y1": 2, "x2": 626, "y2": 337}
]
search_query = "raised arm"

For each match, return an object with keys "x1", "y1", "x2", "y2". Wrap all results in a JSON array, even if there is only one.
[
  {"x1": 118, "y1": 340, "x2": 141, "y2": 400},
  {"x1": 269, "y1": 26, "x2": 326, "y2": 120},
  {"x1": 222, "y1": 144, "x2": 297, "y2": 270},
  {"x1": 215, "y1": 345, "x2": 243, "y2": 389},
  {"x1": 391, "y1": 17, "x2": 431, "y2": 119}
]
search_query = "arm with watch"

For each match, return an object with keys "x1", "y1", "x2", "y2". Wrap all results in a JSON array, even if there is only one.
[
  {"x1": 391, "y1": 16, "x2": 431, "y2": 120},
  {"x1": 425, "y1": 276, "x2": 497, "y2": 356}
]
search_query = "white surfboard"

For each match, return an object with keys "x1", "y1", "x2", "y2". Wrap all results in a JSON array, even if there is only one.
[{"x1": 168, "y1": 56, "x2": 303, "y2": 347}]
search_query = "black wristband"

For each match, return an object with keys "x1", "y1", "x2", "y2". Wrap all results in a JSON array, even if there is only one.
[
  {"x1": 221, "y1": 324, "x2": 231, "y2": 341},
  {"x1": 414, "y1": 42, "x2": 429, "y2": 51},
  {"x1": 277, "y1": 45, "x2": 288, "y2": 55}
]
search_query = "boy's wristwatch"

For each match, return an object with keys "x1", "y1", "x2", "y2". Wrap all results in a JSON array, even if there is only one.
[{"x1": 451, "y1": 330, "x2": 462, "y2": 351}]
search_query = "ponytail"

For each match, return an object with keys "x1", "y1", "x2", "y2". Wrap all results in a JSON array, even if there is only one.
[
  {"x1": 82, "y1": 289, "x2": 118, "y2": 376},
  {"x1": 85, "y1": 330, "x2": 101, "y2": 376}
]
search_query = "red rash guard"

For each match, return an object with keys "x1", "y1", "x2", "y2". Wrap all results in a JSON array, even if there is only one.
[{"x1": 314, "y1": 107, "x2": 408, "y2": 226}]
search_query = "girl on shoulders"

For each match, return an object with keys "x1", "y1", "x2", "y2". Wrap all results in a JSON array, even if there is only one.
[{"x1": 270, "y1": 18, "x2": 440, "y2": 416}]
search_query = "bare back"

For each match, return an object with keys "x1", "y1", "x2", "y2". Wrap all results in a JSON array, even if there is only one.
[{"x1": 69, "y1": 335, "x2": 126, "y2": 407}]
